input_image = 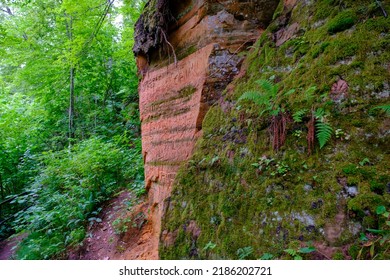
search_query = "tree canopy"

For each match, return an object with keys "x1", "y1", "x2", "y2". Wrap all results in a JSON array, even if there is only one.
[{"x1": 0, "y1": 0, "x2": 145, "y2": 259}]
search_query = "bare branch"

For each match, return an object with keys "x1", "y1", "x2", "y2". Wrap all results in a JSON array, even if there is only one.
[{"x1": 0, "y1": 6, "x2": 13, "y2": 16}]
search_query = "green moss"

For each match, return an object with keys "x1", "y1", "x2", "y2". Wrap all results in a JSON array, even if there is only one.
[
  {"x1": 332, "y1": 251, "x2": 345, "y2": 260},
  {"x1": 159, "y1": 0, "x2": 390, "y2": 260},
  {"x1": 348, "y1": 193, "x2": 385, "y2": 217},
  {"x1": 327, "y1": 10, "x2": 357, "y2": 34}
]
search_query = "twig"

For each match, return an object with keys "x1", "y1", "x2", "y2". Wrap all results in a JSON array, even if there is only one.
[
  {"x1": 315, "y1": 249, "x2": 331, "y2": 260},
  {"x1": 376, "y1": 0, "x2": 388, "y2": 18},
  {"x1": 0, "y1": 6, "x2": 13, "y2": 16}
]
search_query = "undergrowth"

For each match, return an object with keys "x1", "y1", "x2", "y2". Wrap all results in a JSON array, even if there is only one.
[{"x1": 12, "y1": 137, "x2": 143, "y2": 259}]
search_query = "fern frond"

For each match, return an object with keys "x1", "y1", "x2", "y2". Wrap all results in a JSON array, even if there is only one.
[
  {"x1": 314, "y1": 107, "x2": 325, "y2": 119},
  {"x1": 238, "y1": 91, "x2": 261, "y2": 102},
  {"x1": 293, "y1": 109, "x2": 308, "y2": 123},
  {"x1": 304, "y1": 86, "x2": 317, "y2": 101},
  {"x1": 255, "y1": 79, "x2": 278, "y2": 97},
  {"x1": 238, "y1": 91, "x2": 265, "y2": 107},
  {"x1": 372, "y1": 105, "x2": 390, "y2": 115},
  {"x1": 284, "y1": 249, "x2": 296, "y2": 256},
  {"x1": 239, "y1": 91, "x2": 271, "y2": 107},
  {"x1": 284, "y1": 88, "x2": 296, "y2": 96},
  {"x1": 316, "y1": 121, "x2": 333, "y2": 149}
]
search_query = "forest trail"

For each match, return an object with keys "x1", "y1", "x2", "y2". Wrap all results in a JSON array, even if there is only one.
[
  {"x1": 0, "y1": 233, "x2": 26, "y2": 260},
  {"x1": 0, "y1": 190, "x2": 157, "y2": 260},
  {"x1": 68, "y1": 190, "x2": 157, "y2": 260}
]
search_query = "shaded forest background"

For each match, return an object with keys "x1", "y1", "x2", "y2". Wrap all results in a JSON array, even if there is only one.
[{"x1": 0, "y1": 0, "x2": 145, "y2": 259}]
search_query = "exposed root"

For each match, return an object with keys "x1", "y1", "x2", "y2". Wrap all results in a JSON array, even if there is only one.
[{"x1": 158, "y1": 27, "x2": 177, "y2": 65}]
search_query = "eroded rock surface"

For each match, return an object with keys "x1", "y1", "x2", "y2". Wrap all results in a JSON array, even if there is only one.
[{"x1": 135, "y1": 0, "x2": 279, "y2": 258}]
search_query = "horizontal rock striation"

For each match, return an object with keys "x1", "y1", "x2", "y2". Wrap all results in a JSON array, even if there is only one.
[{"x1": 135, "y1": 0, "x2": 279, "y2": 258}]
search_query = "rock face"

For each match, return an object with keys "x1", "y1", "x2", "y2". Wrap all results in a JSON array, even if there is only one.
[
  {"x1": 159, "y1": 0, "x2": 390, "y2": 260},
  {"x1": 135, "y1": 0, "x2": 279, "y2": 258}
]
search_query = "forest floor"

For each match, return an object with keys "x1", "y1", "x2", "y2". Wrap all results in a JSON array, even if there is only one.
[
  {"x1": 68, "y1": 190, "x2": 156, "y2": 260},
  {"x1": 0, "y1": 190, "x2": 156, "y2": 260},
  {"x1": 0, "y1": 233, "x2": 26, "y2": 260}
]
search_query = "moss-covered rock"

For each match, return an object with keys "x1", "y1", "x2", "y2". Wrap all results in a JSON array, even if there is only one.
[{"x1": 160, "y1": 0, "x2": 390, "y2": 260}]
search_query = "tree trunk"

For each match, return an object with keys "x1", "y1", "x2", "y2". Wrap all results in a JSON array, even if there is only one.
[
  {"x1": 69, "y1": 66, "x2": 75, "y2": 141},
  {"x1": 65, "y1": 15, "x2": 76, "y2": 145}
]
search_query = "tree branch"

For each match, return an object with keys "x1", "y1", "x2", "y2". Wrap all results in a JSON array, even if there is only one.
[{"x1": 0, "y1": 6, "x2": 13, "y2": 16}]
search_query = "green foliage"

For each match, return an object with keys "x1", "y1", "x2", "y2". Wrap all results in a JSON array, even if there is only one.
[
  {"x1": 239, "y1": 79, "x2": 294, "y2": 117},
  {"x1": 284, "y1": 247, "x2": 316, "y2": 260},
  {"x1": 293, "y1": 109, "x2": 308, "y2": 123},
  {"x1": 315, "y1": 122, "x2": 333, "y2": 149},
  {"x1": 357, "y1": 206, "x2": 390, "y2": 259},
  {"x1": 13, "y1": 137, "x2": 143, "y2": 259},
  {"x1": 112, "y1": 216, "x2": 132, "y2": 235},
  {"x1": 0, "y1": 0, "x2": 145, "y2": 253},
  {"x1": 371, "y1": 105, "x2": 390, "y2": 115},
  {"x1": 236, "y1": 246, "x2": 254, "y2": 260},
  {"x1": 315, "y1": 108, "x2": 333, "y2": 149},
  {"x1": 160, "y1": 0, "x2": 390, "y2": 261},
  {"x1": 259, "y1": 253, "x2": 274, "y2": 260},
  {"x1": 203, "y1": 241, "x2": 217, "y2": 251}
]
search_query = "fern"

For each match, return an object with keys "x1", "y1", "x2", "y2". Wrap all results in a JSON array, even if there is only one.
[
  {"x1": 304, "y1": 86, "x2": 317, "y2": 101},
  {"x1": 316, "y1": 121, "x2": 333, "y2": 149},
  {"x1": 239, "y1": 91, "x2": 270, "y2": 106},
  {"x1": 255, "y1": 79, "x2": 278, "y2": 97},
  {"x1": 237, "y1": 246, "x2": 254, "y2": 260},
  {"x1": 293, "y1": 109, "x2": 308, "y2": 123},
  {"x1": 372, "y1": 105, "x2": 390, "y2": 115},
  {"x1": 314, "y1": 107, "x2": 326, "y2": 118}
]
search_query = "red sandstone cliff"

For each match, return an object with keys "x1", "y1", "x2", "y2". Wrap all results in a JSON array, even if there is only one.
[{"x1": 134, "y1": 0, "x2": 279, "y2": 259}]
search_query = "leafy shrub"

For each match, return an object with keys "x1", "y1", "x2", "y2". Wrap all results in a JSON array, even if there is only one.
[
  {"x1": 112, "y1": 216, "x2": 132, "y2": 235},
  {"x1": 13, "y1": 137, "x2": 143, "y2": 259}
]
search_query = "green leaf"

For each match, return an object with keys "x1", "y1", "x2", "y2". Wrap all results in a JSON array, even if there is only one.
[
  {"x1": 371, "y1": 105, "x2": 390, "y2": 115},
  {"x1": 359, "y1": 233, "x2": 368, "y2": 242},
  {"x1": 370, "y1": 244, "x2": 375, "y2": 258},
  {"x1": 260, "y1": 253, "x2": 274, "y2": 260},
  {"x1": 203, "y1": 241, "x2": 217, "y2": 251},
  {"x1": 314, "y1": 107, "x2": 326, "y2": 118},
  {"x1": 284, "y1": 89, "x2": 296, "y2": 96},
  {"x1": 284, "y1": 249, "x2": 296, "y2": 256},
  {"x1": 367, "y1": 228, "x2": 386, "y2": 234},
  {"x1": 304, "y1": 86, "x2": 317, "y2": 101},
  {"x1": 293, "y1": 109, "x2": 308, "y2": 123},
  {"x1": 255, "y1": 79, "x2": 278, "y2": 97},
  {"x1": 298, "y1": 247, "x2": 316, "y2": 254},
  {"x1": 294, "y1": 255, "x2": 303, "y2": 260},
  {"x1": 316, "y1": 121, "x2": 333, "y2": 149},
  {"x1": 376, "y1": 205, "x2": 386, "y2": 215}
]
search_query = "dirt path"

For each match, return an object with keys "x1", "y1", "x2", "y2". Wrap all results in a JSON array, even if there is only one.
[
  {"x1": 68, "y1": 190, "x2": 157, "y2": 260},
  {"x1": 0, "y1": 190, "x2": 157, "y2": 260},
  {"x1": 0, "y1": 233, "x2": 26, "y2": 260}
]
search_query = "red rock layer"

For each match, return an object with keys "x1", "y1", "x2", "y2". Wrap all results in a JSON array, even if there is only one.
[{"x1": 136, "y1": 0, "x2": 279, "y2": 258}]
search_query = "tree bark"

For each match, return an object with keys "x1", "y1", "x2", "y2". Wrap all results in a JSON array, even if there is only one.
[
  {"x1": 65, "y1": 15, "x2": 76, "y2": 144},
  {"x1": 69, "y1": 66, "x2": 75, "y2": 141}
]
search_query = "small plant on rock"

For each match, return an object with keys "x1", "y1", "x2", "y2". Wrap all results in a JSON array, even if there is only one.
[
  {"x1": 239, "y1": 79, "x2": 295, "y2": 151},
  {"x1": 284, "y1": 246, "x2": 316, "y2": 260}
]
